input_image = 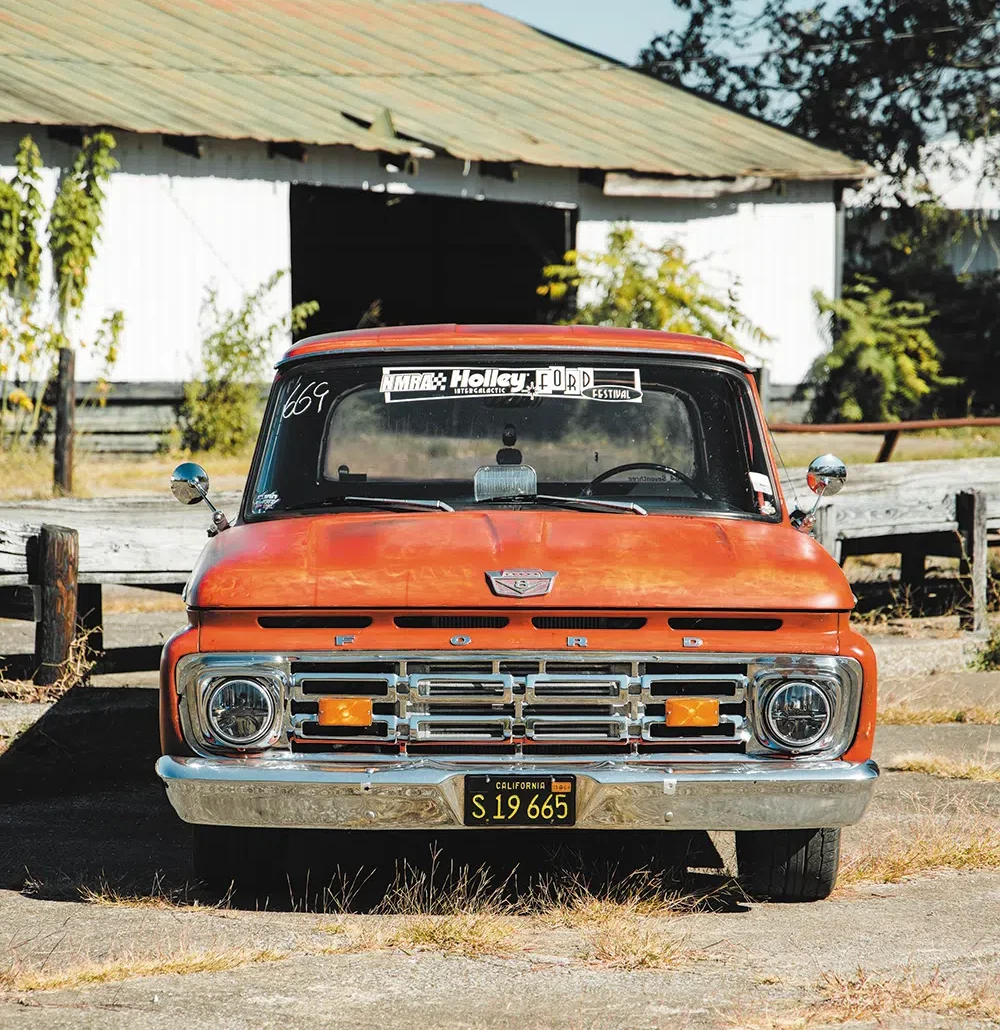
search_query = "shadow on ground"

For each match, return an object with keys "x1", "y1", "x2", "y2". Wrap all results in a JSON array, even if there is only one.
[{"x1": 0, "y1": 686, "x2": 743, "y2": 913}]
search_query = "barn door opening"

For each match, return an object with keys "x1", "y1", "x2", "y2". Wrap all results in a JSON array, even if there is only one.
[{"x1": 289, "y1": 185, "x2": 574, "y2": 335}]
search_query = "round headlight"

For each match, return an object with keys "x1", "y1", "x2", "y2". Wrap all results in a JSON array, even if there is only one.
[
  {"x1": 764, "y1": 680, "x2": 831, "y2": 749},
  {"x1": 207, "y1": 678, "x2": 275, "y2": 746}
]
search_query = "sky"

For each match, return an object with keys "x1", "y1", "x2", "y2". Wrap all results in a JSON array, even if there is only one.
[{"x1": 447, "y1": 0, "x2": 686, "y2": 64}]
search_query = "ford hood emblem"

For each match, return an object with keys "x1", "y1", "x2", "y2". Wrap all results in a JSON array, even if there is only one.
[{"x1": 486, "y1": 569, "x2": 558, "y2": 598}]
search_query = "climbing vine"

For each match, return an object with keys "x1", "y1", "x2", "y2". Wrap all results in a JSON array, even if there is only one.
[
  {"x1": 0, "y1": 131, "x2": 124, "y2": 451},
  {"x1": 47, "y1": 131, "x2": 118, "y2": 326}
]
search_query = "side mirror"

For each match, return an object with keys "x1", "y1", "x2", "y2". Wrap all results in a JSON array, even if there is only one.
[
  {"x1": 806, "y1": 453, "x2": 847, "y2": 497},
  {"x1": 170, "y1": 462, "x2": 210, "y2": 505},
  {"x1": 791, "y1": 453, "x2": 847, "y2": 533},
  {"x1": 170, "y1": 462, "x2": 230, "y2": 532}
]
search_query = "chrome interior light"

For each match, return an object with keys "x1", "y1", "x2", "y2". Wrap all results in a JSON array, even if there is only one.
[
  {"x1": 764, "y1": 680, "x2": 832, "y2": 749},
  {"x1": 206, "y1": 678, "x2": 275, "y2": 747}
]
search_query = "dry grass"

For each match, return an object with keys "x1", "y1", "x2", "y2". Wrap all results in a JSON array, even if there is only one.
[
  {"x1": 813, "y1": 967, "x2": 1000, "y2": 1023},
  {"x1": 326, "y1": 906, "x2": 691, "y2": 969},
  {"x1": 879, "y1": 703, "x2": 1000, "y2": 725},
  {"x1": 0, "y1": 947, "x2": 285, "y2": 993},
  {"x1": 0, "y1": 446, "x2": 251, "y2": 501},
  {"x1": 102, "y1": 585, "x2": 186, "y2": 614},
  {"x1": 886, "y1": 753, "x2": 1000, "y2": 782},
  {"x1": 773, "y1": 426, "x2": 1000, "y2": 468},
  {"x1": 734, "y1": 967, "x2": 1000, "y2": 1028},
  {"x1": 585, "y1": 920, "x2": 688, "y2": 970},
  {"x1": 77, "y1": 872, "x2": 210, "y2": 910},
  {"x1": 316, "y1": 856, "x2": 696, "y2": 969},
  {"x1": 0, "y1": 626, "x2": 99, "y2": 702},
  {"x1": 840, "y1": 803, "x2": 1000, "y2": 885},
  {"x1": 378, "y1": 912, "x2": 521, "y2": 958}
]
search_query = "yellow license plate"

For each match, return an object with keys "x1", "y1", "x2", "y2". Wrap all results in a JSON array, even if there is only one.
[{"x1": 464, "y1": 775, "x2": 576, "y2": 826}]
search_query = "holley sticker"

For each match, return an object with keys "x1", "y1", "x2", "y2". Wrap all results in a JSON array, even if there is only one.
[{"x1": 379, "y1": 366, "x2": 643, "y2": 403}]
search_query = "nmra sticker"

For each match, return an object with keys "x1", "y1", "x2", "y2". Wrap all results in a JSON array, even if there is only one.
[{"x1": 379, "y1": 366, "x2": 643, "y2": 403}]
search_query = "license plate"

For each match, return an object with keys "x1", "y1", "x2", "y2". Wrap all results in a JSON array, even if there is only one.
[{"x1": 464, "y1": 775, "x2": 576, "y2": 826}]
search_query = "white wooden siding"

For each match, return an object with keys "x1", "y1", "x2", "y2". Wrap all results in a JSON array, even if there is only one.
[
  {"x1": 577, "y1": 181, "x2": 837, "y2": 385},
  {"x1": 0, "y1": 128, "x2": 838, "y2": 385}
]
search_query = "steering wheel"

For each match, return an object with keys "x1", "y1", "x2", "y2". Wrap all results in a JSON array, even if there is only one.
[{"x1": 584, "y1": 462, "x2": 708, "y2": 499}]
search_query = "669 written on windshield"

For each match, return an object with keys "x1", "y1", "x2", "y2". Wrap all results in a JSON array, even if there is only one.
[{"x1": 463, "y1": 775, "x2": 576, "y2": 826}]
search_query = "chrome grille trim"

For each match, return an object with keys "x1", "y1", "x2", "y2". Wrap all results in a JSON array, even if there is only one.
[
  {"x1": 285, "y1": 652, "x2": 749, "y2": 751},
  {"x1": 525, "y1": 673, "x2": 629, "y2": 703},
  {"x1": 408, "y1": 672, "x2": 513, "y2": 703}
]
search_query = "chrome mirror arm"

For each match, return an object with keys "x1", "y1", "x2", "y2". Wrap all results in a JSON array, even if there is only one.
[
  {"x1": 790, "y1": 482, "x2": 826, "y2": 532},
  {"x1": 193, "y1": 482, "x2": 230, "y2": 532}
]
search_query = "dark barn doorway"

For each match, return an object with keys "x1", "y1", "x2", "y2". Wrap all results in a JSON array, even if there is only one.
[{"x1": 290, "y1": 185, "x2": 574, "y2": 335}]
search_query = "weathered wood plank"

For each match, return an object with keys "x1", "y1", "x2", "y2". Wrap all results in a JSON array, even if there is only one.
[
  {"x1": 957, "y1": 490, "x2": 989, "y2": 633},
  {"x1": 0, "y1": 492, "x2": 241, "y2": 578},
  {"x1": 33, "y1": 525, "x2": 78, "y2": 686}
]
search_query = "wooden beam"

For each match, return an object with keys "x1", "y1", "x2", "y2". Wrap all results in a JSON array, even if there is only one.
[
  {"x1": 163, "y1": 135, "x2": 204, "y2": 158},
  {"x1": 0, "y1": 584, "x2": 40, "y2": 621},
  {"x1": 53, "y1": 347, "x2": 75, "y2": 495},
  {"x1": 770, "y1": 416, "x2": 1000, "y2": 434},
  {"x1": 47, "y1": 125, "x2": 84, "y2": 147},
  {"x1": 603, "y1": 172, "x2": 772, "y2": 198},
  {"x1": 267, "y1": 141, "x2": 308, "y2": 162},
  {"x1": 480, "y1": 161, "x2": 518, "y2": 182},
  {"x1": 900, "y1": 548, "x2": 925, "y2": 586},
  {"x1": 77, "y1": 582, "x2": 104, "y2": 661},
  {"x1": 578, "y1": 168, "x2": 606, "y2": 190},
  {"x1": 875, "y1": 429, "x2": 900, "y2": 463},
  {"x1": 32, "y1": 525, "x2": 79, "y2": 686},
  {"x1": 957, "y1": 489, "x2": 988, "y2": 633}
]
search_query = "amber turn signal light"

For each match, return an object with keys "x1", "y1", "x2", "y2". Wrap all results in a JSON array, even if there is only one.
[
  {"x1": 665, "y1": 698, "x2": 720, "y2": 727},
  {"x1": 318, "y1": 697, "x2": 373, "y2": 727}
]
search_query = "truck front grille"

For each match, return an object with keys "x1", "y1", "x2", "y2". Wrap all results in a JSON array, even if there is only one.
[{"x1": 287, "y1": 654, "x2": 749, "y2": 755}]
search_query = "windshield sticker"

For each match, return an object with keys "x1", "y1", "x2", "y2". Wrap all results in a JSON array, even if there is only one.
[
  {"x1": 379, "y1": 366, "x2": 643, "y2": 403},
  {"x1": 748, "y1": 472, "x2": 773, "y2": 496},
  {"x1": 252, "y1": 491, "x2": 280, "y2": 514},
  {"x1": 281, "y1": 378, "x2": 330, "y2": 418}
]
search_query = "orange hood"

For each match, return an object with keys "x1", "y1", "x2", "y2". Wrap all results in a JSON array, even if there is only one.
[{"x1": 185, "y1": 510, "x2": 854, "y2": 612}]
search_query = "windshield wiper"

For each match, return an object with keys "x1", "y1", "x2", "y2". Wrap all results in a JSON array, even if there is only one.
[
  {"x1": 477, "y1": 494, "x2": 647, "y2": 516},
  {"x1": 334, "y1": 495, "x2": 455, "y2": 512}
]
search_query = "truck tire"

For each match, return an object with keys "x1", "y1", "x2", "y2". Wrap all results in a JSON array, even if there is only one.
[
  {"x1": 736, "y1": 827, "x2": 840, "y2": 902},
  {"x1": 192, "y1": 825, "x2": 287, "y2": 893}
]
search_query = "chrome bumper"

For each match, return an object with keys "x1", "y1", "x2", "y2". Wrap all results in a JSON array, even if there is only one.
[{"x1": 156, "y1": 755, "x2": 879, "y2": 831}]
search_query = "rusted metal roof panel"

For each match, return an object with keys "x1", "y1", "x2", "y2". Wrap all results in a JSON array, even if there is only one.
[{"x1": 0, "y1": 0, "x2": 865, "y2": 180}]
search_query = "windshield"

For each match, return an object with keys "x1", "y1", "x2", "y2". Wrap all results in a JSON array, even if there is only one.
[{"x1": 246, "y1": 352, "x2": 778, "y2": 520}]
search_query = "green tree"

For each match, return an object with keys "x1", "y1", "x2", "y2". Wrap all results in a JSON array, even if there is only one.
[
  {"x1": 806, "y1": 276, "x2": 957, "y2": 422},
  {"x1": 180, "y1": 271, "x2": 318, "y2": 454},
  {"x1": 848, "y1": 201, "x2": 1000, "y2": 414},
  {"x1": 538, "y1": 225, "x2": 769, "y2": 350},
  {"x1": 639, "y1": 1, "x2": 998, "y2": 184}
]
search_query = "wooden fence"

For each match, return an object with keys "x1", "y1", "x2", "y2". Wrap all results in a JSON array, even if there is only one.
[{"x1": 1, "y1": 459, "x2": 998, "y2": 679}]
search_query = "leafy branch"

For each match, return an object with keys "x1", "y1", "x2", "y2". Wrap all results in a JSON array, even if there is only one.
[
  {"x1": 806, "y1": 276, "x2": 959, "y2": 422},
  {"x1": 539, "y1": 224, "x2": 769, "y2": 353}
]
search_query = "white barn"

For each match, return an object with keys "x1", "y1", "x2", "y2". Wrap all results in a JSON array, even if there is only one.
[{"x1": 0, "y1": 0, "x2": 865, "y2": 390}]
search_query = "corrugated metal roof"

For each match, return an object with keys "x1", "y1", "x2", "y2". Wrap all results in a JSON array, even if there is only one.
[{"x1": 0, "y1": 0, "x2": 865, "y2": 180}]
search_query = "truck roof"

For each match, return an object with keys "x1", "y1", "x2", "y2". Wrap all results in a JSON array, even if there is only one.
[{"x1": 279, "y1": 324, "x2": 750, "y2": 369}]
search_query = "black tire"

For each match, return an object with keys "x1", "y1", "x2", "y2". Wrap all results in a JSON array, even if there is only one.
[
  {"x1": 192, "y1": 824, "x2": 287, "y2": 894},
  {"x1": 736, "y1": 827, "x2": 840, "y2": 902}
]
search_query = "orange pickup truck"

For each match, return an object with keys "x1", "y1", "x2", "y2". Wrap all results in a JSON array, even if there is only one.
[{"x1": 157, "y1": 324, "x2": 877, "y2": 902}]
